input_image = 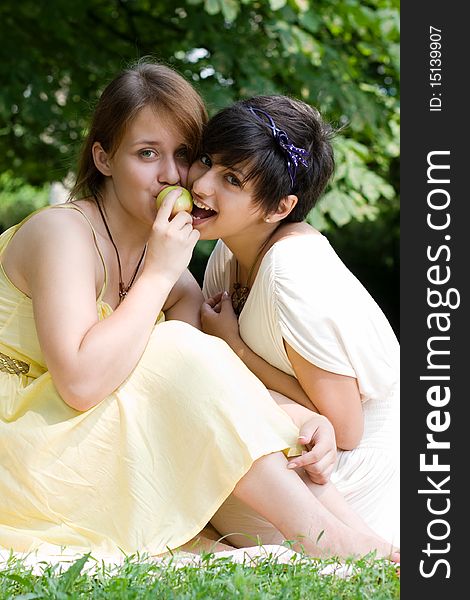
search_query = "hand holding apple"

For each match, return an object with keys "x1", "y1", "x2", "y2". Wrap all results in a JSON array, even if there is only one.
[
  {"x1": 144, "y1": 185, "x2": 199, "y2": 287},
  {"x1": 155, "y1": 186, "x2": 193, "y2": 218}
]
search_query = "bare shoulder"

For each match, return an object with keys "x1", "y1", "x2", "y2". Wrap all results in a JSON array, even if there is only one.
[
  {"x1": 25, "y1": 204, "x2": 90, "y2": 231},
  {"x1": 3, "y1": 205, "x2": 97, "y2": 294},
  {"x1": 271, "y1": 222, "x2": 320, "y2": 245},
  {"x1": 10, "y1": 205, "x2": 94, "y2": 253}
]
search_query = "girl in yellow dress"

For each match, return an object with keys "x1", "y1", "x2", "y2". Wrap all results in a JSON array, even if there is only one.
[{"x1": 0, "y1": 61, "x2": 397, "y2": 562}]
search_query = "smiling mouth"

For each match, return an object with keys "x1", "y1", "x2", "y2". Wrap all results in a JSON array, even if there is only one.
[{"x1": 191, "y1": 197, "x2": 217, "y2": 223}]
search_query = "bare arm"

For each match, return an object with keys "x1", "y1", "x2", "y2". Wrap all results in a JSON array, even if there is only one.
[
  {"x1": 201, "y1": 292, "x2": 317, "y2": 411},
  {"x1": 199, "y1": 291, "x2": 339, "y2": 481},
  {"x1": 284, "y1": 342, "x2": 363, "y2": 450},
  {"x1": 18, "y1": 193, "x2": 199, "y2": 411},
  {"x1": 163, "y1": 269, "x2": 204, "y2": 329},
  {"x1": 269, "y1": 390, "x2": 337, "y2": 484},
  {"x1": 201, "y1": 291, "x2": 363, "y2": 450},
  {"x1": 229, "y1": 336, "x2": 317, "y2": 411}
]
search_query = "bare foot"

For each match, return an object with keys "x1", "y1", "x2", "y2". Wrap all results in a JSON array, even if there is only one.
[{"x1": 291, "y1": 528, "x2": 400, "y2": 561}]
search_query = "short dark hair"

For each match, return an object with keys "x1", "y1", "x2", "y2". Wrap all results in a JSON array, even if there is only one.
[
  {"x1": 70, "y1": 59, "x2": 207, "y2": 202},
  {"x1": 202, "y1": 95, "x2": 335, "y2": 222}
]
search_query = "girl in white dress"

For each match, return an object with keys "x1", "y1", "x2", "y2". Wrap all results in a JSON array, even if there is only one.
[{"x1": 188, "y1": 95, "x2": 400, "y2": 547}]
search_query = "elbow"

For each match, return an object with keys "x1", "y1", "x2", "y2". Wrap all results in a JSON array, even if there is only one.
[
  {"x1": 56, "y1": 380, "x2": 104, "y2": 412},
  {"x1": 63, "y1": 397, "x2": 100, "y2": 413},
  {"x1": 335, "y1": 425, "x2": 364, "y2": 451},
  {"x1": 337, "y1": 439, "x2": 360, "y2": 451}
]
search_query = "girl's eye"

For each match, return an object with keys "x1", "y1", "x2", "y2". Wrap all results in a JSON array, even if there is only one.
[
  {"x1": 176, "y1": 147, "x2": 189, "y2": 162},
  {"x1": 226, "y1": 174, "x2": 241, "y2": 187},
  {"x1": 140, "y1": 149, "x2": 157, "y2": 159},
  {"x1": 200, "y1": 154, "x2": 212, "y2": 168}
]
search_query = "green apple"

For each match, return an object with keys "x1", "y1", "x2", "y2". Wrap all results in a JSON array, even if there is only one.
[{"x1": 155, "y1": 185, "x2": 193, "y2": 218}]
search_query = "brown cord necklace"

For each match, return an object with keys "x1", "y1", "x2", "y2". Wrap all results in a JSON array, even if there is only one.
[
  {"x1": 96, "y1": 201, "x2": 147, "y2": 304},
  {"x1": 231, "y1": 226, "x2": 279, "y2": 317}
]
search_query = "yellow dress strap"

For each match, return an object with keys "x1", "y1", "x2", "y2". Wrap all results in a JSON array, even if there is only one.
[
  {"x1": 0, "y1": 206, "x2": 48, "y2": 255},
  {"x1": 50, "y1": 204, "x2": 108, "y2": 302}
]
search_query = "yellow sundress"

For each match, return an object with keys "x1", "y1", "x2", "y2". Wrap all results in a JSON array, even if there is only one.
[{"x1": 0, "y1": 205, "x2": 300, "y2": 559}]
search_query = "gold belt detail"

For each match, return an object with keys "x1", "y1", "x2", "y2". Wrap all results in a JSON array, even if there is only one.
[{"x1": 0, "y1": 351, "x2": 30, "y2": 375}]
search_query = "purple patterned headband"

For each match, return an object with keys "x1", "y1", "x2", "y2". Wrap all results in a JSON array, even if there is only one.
[{"x1": 247, "y1": 106, "x2": 310, "y2": 190}]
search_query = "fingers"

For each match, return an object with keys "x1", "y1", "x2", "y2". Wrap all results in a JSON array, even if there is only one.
[
  {"x1": 287, "y1": 449, "x2": 336, "y2": 485},
  {"x1": 204, "y1": 292, "x2": 224, "y2": 311},
  {"x1": 201, "y1": 301, "x2": 213, "y2": 316},
  {"x1": 207, "y1": 292, "x2": 224, "y2": 307},
  {"x1": 155, "y1": 188, "x2": 182, "y2": 223},
  {"x1": 298, "y1": 415, "x2": 336, "y2": 448},
  {"x1": 202, "y1": 303, "x2": 221, "y2": 319},
  {"x1": 303, "y1": 432, "x2": 334, "y2": 460},
  {"x1": 205, "y1": 292, "x2": 229, "y2": 315},
  {"x1": 287, "y1": 446, "x2": 335, "y2": 470},
  {"x1": 287, "y1": 414, "x2": 337, "y2": 483},
  {"x1": 304, "y1": 468, "x2": 333, "y2": 486},
  {"x1": 297, "y1": 422, "x2": 321, "y2": 449},
  {"x1": 172, "y1": 209, "x2": 195, "y2": 228},
  {"x1": 153, "y1": 191, "x2": 198, "y2": 251},
  {"x1": 201, "y1": 298, "x2": 221, "y2": 319},
  {"x1": 220, "y1": 290, "x2": 235, "y2": 314},
  {"x1": 305, "y1": 453, "x2": 336, "y2": 484}
]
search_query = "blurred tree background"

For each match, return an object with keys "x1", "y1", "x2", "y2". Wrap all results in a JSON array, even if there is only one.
[{"x1": 0, "y1": 0, "x2": 399, "y2": 333}]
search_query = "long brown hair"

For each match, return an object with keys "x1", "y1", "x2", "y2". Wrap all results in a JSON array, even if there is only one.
[{"x1": 69, "y1": 59, "x2": 207, "y2": 202}]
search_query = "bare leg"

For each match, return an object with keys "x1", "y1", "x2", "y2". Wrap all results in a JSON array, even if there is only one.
[
  {"x1": 270, "y1": 390, "x2": 392, "y2": 545},
  {"x1": 296, "y1": 469, "x2": 390, "y2": 542},
  {"x1": 233, "y1": 452, "x2": 398, "y2": 560}
]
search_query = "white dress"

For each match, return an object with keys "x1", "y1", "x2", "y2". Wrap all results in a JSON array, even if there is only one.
[{"x1": 203, "y1": 234, "x2": 400, "y2": 546}]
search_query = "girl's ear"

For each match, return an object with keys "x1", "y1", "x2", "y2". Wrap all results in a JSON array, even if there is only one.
[
  {"x1": 92, "y1": 142, "x2": 112, "y2": 176},
  {"x1": 266, "y1": 194, "x2": 298, "y2": 223}
]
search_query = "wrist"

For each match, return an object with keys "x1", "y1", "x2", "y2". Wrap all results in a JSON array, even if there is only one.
[
  {"x1": 132, "y1": 271, "x2": 174, "y2": 305},
  {"x1": 142, "y1": 258, "x2": 184, "y2": 287},
  {"x1": 286, "y1": 404, "x2": 315, "y2": 429},
  {"x1": 228, "y1": 335, "x2": 246, "y2": 357}
]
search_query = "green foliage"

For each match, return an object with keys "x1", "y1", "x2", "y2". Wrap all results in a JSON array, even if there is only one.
[
  {"x1": 0, "y1": 173, "x2": 49, "y2": 232},
  {"x1": 190, "y1": 239, "x2": 217, "y2": 286},
  {"x1": 0, "y1": 552, "x2": 400, "y2": 598},
  {"x1": 326, "y1": 197, "x2": 400, "y2": 335},
  {"x1": 0, "y1": 0, "x2": 400, "y2": 323},
  {"x1": 308, "y1": 135, "x2": 397, "y2": 230},
  {"x1": 0, "y1": 0, "x2": 399, "y2": 228}
]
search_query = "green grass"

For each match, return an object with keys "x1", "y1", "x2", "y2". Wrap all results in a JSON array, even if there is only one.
[{"x1": 0, "y1": 551, "x2": 399, "y2": 599}]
